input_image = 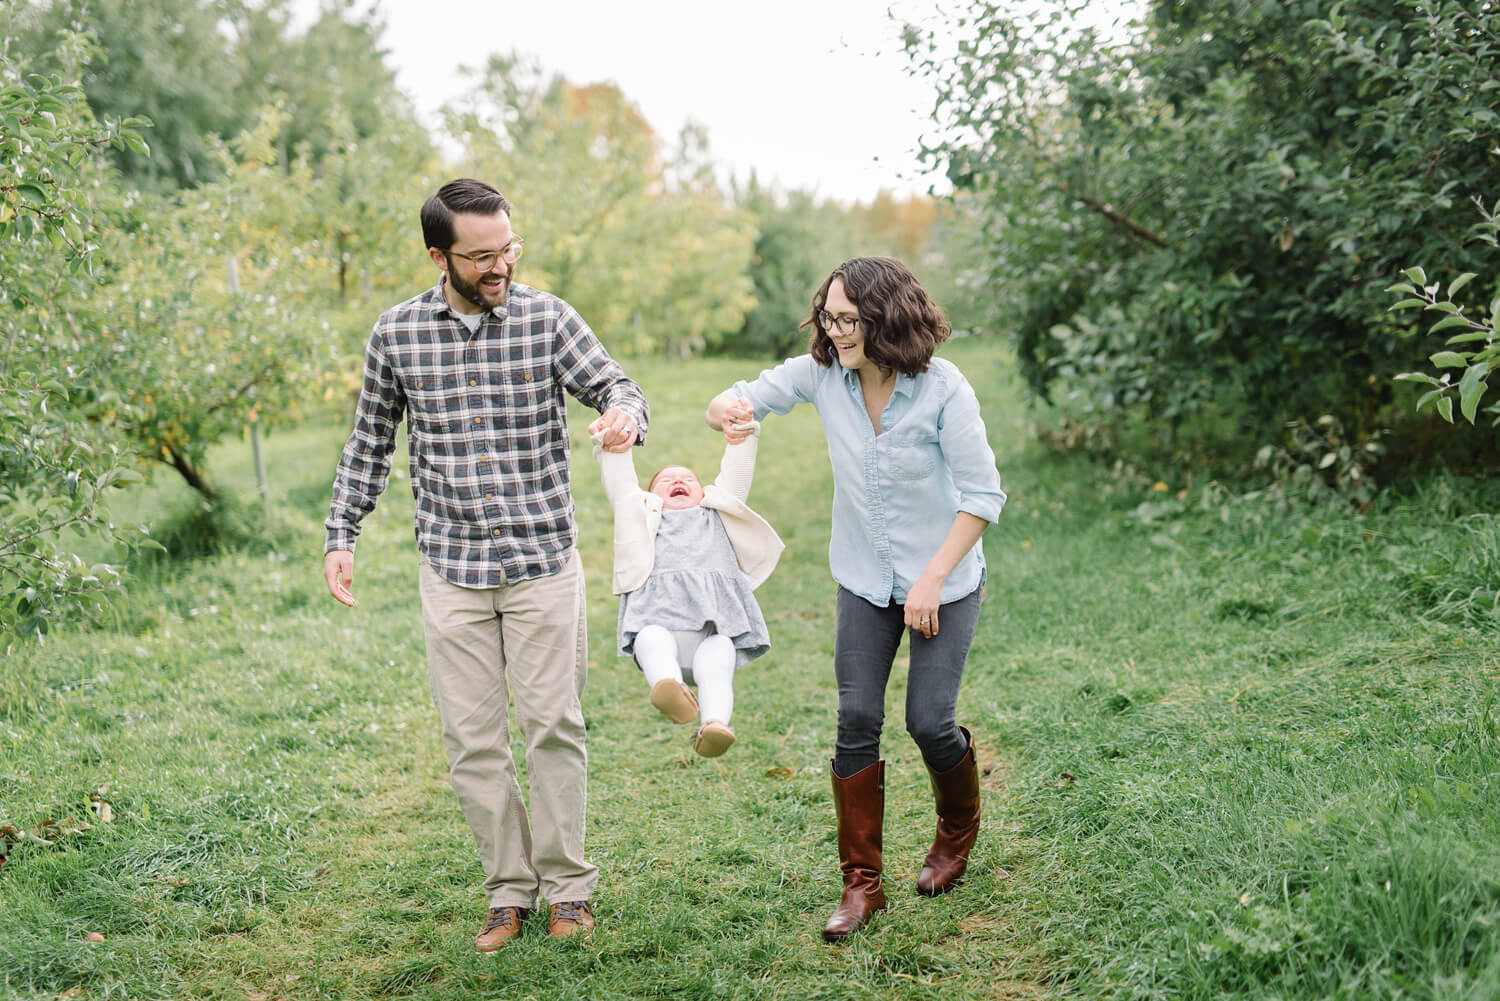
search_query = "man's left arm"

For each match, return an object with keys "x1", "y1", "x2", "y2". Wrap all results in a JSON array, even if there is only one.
[{"x1": 554, "y1": 305, "x2": 649, "y2": 452}]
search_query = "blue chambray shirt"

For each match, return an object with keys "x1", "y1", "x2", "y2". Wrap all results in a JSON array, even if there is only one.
[{"x1": 731, "y1": 354, "x2": 1006, "y2": 607}]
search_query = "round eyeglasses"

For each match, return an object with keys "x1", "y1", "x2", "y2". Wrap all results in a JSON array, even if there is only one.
[
  {"x1": 448, "y1": 238, "x2": 524, "y2": 272},
  {"x1": 817, "y1": 309, "x2": 864, "y2": 335}
]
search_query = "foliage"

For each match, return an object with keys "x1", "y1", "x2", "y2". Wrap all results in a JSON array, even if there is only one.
[
  {"x1": 0, "y1": 28, "x2": 153, "y2": 637},
  {"x1": 82, "y1": 110, "x2": 435, "y2": 499},
  {"x1": 909, "y1": 0, "x2": 1500, "y2": 456},
  {"x1": 728, "y1": 177, "x2": 947, "y2": 359},
  {"x1": 729, "y1": 177, "x2": 864, "y2": 357},
  {"x1": 231, "y1": 0, "x2": 412, "y2": 169},
  {"x1": 14, "y1": 0, "x2": 242, "y2": 190},
  {"x1": 445, "y1": 55, "x2": 757, "y2": 356},
  {"x1": 1391, "y1": 201, "x2": 1500, "y2": 427},
  {"x1": 14, "y1": 0, "x2": 413, "y2": 194}
]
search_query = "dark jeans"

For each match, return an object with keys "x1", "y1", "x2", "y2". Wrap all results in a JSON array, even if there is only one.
[{"x1": 832, "y1": 584, "x2": 983, "y2": 777}]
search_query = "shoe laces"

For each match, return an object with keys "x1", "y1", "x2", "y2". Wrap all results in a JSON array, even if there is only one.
[
  {"x1": 482, "y1": 906, "x2": 524, "y2": 933},
  {"x1": 551, "y1": 900, "x2": 591, "y2": 923}
]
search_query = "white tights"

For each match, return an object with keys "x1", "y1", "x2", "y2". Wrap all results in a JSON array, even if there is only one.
[{"x1": 632, "y1": 624, "x2": 736, "y2": 724}]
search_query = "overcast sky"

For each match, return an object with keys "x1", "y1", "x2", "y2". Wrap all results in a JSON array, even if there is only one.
[{"x1": 297, "y1": 0, "x2": 966, "y2": 203}]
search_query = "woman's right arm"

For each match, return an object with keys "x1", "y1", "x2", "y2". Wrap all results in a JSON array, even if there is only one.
[{"x1": 706, "y1": 355, "x2": 819, "y2": 429}]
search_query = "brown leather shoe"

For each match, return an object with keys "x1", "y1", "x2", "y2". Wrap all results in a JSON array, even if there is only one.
[
  {"x1": 823, "y1": 759, "x2": 886, "y2": 942},
  {"x1": 475, "y1": 905, "x2": 529, "y2": 952},
  {"x1": 649, "y1": 678, "x2": 699, "y2": 724},
  {"x1": 916, "y1": 727, "x2": 981, "y2": 897},
  {"x1": 548, "y1": 900, "x2": 595, "y2": 937},
  {"x1": 691, "y1": 720, "x2": 735, "y2": 757}
]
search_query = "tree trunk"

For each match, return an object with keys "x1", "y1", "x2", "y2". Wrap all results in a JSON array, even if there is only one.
[{"x1": 162, "y1": 441, "x2": 220, "y2": 501}]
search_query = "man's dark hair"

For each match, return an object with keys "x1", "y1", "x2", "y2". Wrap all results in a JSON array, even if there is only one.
[
  {"x1": 803, "y1": 257, "x2": 950, "y2": 377},
  {"x1": 420, "y1": 179, "x2": 513, "y2": 250}
]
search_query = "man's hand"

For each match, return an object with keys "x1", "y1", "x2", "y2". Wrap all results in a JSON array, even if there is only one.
[
  {"x1": 589, "y1": 407, "x2": 639, "y2": 453},
  {"x1": 324, "y1": 550, "x2": 356, "y2": 607}
]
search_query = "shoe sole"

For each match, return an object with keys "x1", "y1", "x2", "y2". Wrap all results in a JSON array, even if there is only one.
[
  {"x1": 649, "y1": 679, "x2": 699, "y2": 724},
  {"x1": 692, "y1": 722, "x2": 735, "y2": 758}
]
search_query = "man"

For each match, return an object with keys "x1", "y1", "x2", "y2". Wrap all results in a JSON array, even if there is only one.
[{"x1": 322, "y1": 178, "x2": 647, "y2": 951}]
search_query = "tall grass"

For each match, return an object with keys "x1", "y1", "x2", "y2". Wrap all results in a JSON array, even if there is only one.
[{"x1": 2, "y1": 342, "x2": 1497, "y2": 1000}]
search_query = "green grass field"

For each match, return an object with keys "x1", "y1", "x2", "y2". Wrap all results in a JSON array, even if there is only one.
[{"x1": 3, "y1": 340, "x2": 1498, "y2": 1000}]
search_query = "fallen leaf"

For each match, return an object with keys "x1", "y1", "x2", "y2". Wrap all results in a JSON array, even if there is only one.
[
  {"x1": 90, "y1": 795, "x2": 114, "y2": 824},
  {"x1": 84, "y1": 932, "x2": 105, "y2": 942},
  {"x1": 764, "y1": 766, "x2": 794, "y2": 779},
  {"x1": 1238, "y1": 892, "x2": 1252, "y2": 907}
]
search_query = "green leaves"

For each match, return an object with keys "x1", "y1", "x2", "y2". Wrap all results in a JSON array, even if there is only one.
[
  {"x1": 1458, "y1": 363, "x2": 1490, "y2": 424},
  {"x1": 916, "y1": 0, "x2": 1500, "y2": 449}
]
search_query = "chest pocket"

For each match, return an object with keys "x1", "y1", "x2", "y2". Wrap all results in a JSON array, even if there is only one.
[
  {"x1": 883, "y1": 429, "x2": 936, "y2": 482},
  {"x1": 403, "y1": 371, "x2": 458, "y2": 431}
]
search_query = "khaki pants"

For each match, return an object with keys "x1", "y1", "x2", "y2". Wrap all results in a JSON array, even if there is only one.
[{"x1": 418, "y1": 549, "x2": 597, "y2": 908}]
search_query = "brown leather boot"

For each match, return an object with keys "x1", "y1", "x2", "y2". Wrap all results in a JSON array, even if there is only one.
[
  {"x1": 916, "y1": 727, "x2": 981, "y2": 896},
  {"x1": 823, "y1": 759, "x2": 886, "y2": 942}
]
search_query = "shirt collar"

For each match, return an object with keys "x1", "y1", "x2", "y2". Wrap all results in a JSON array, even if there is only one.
[
  {"x1": 427, "y1": 275, "x2": 511, "y2": 323},
  {"x1": 837, "y1": 363, "x2": 916, "y2": 398}
]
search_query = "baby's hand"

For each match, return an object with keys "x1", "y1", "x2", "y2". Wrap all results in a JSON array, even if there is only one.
[{"x1": 724, "y1": 420, "x2": 753, "y2": 445}]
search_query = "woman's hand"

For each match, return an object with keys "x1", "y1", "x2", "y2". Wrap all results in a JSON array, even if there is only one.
[
  {"x1": 722, "y1": 397, "x2": 755, "y2": 444},
  {"x1": 904, "y1": 572, "x2": 944, "y2": 639},
  {"x1": 905, "y1": 513, "x2": 989, "y2": 638}
]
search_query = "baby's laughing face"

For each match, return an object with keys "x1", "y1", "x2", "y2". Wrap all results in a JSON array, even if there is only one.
[{"x1": 649, "y1": 466, "x2": 705, "y2": 510}]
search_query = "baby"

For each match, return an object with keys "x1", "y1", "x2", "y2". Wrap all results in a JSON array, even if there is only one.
[{"x1": 590, "y1": 405, "x2": 783, "y2": 757}]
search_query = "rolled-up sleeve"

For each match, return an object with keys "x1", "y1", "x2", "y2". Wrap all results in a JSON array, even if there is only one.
[{"x1": 938, "y1": 374, "x2": 1006, "y2": 524}]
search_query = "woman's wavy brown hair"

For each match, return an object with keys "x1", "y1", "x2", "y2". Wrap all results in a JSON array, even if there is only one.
[{"x1": 802, "y1": 257, "x2": 950, "y2": 377}]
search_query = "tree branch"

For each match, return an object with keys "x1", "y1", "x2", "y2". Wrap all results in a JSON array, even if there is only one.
[{"x1": 1074, "y1": 193, "x2": 1168, "y2": 247}]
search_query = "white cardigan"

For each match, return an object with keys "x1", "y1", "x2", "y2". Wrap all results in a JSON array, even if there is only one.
[{"x1": 591, "y1": 424, "x2": 785, "y2": 596}]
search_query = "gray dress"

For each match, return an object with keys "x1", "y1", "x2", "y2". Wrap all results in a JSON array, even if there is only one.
[{"x1": 618, "y1": 506, "x2": 771, "y2": 669}]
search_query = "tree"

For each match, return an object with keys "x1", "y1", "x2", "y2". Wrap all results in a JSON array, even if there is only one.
[
  {"x1": 727, "y1": 178, "x2": 943, "y2": 359},
  {"x1": 16, "y1": 0, "x2": 416, "y2": 194},
  {"x1": 15, "y1": 0, "x2": 244, "y2": 190},
  {"x1": 83, "y1": 108, "x2": 435, "y2": 499},
  {"x1": 0, "y1": 27, "x2": 151, "y2": 637},
  {"x1": 445, "y1": 55, "x2": 756, "y2": 356},
  {"x1": 909, "y1": 0, "x2": 1500, "y2": 454}
]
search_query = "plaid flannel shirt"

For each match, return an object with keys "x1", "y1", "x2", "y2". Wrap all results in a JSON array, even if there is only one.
[{"x1": 325, "y1": 279, "x2": 649, "y2": 588}]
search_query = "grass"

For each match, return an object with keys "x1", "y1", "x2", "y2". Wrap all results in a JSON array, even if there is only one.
[{"x1": 2, "y1": 340, "x2": 1498, "y2": 1000}]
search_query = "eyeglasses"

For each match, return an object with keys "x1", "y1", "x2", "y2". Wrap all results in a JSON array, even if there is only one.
[
  {"x1": 817, "y1": 309, "x2": 864, "y2": 335},
  {"x1": 448, "y1": 238, "x2": 524, "y2": 272}
]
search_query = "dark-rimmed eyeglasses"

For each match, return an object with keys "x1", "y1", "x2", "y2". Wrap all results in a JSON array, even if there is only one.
[
  {"x1": 817, "y1": 309, "x2": 864, "y2": 335},
  {"x1": 448, "y1": 238, "x2": 525, "y2": 272}
]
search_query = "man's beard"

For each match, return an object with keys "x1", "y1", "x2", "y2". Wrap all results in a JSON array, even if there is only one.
[{"x1": 446, "y1": 257, "x2": 512, "y2": 311}]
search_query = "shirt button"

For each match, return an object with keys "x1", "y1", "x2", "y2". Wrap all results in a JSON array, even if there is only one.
[
  {"x1": 523, "y1": 374, "x2": 533, "y2": 382},
  {"x1": 417, "y1": 380, "x2": 423, "y2": 388},
  {"x1": 485, "y1": 493, "x2": 493, "y2": 500},
  {"x1": 492, "y1": 528, "x2": 500, "y2": 536},
  {"x1": 469, "y1": 379, "x2": 477, "y2": 386},
  {"x1": 474, "y1": 417, "x2": 481, "y2": 424}
]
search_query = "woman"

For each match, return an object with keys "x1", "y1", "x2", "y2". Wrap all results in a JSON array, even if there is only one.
[{"x1": 707, "y1": 257, "x2": 1006, "y2": 942}]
